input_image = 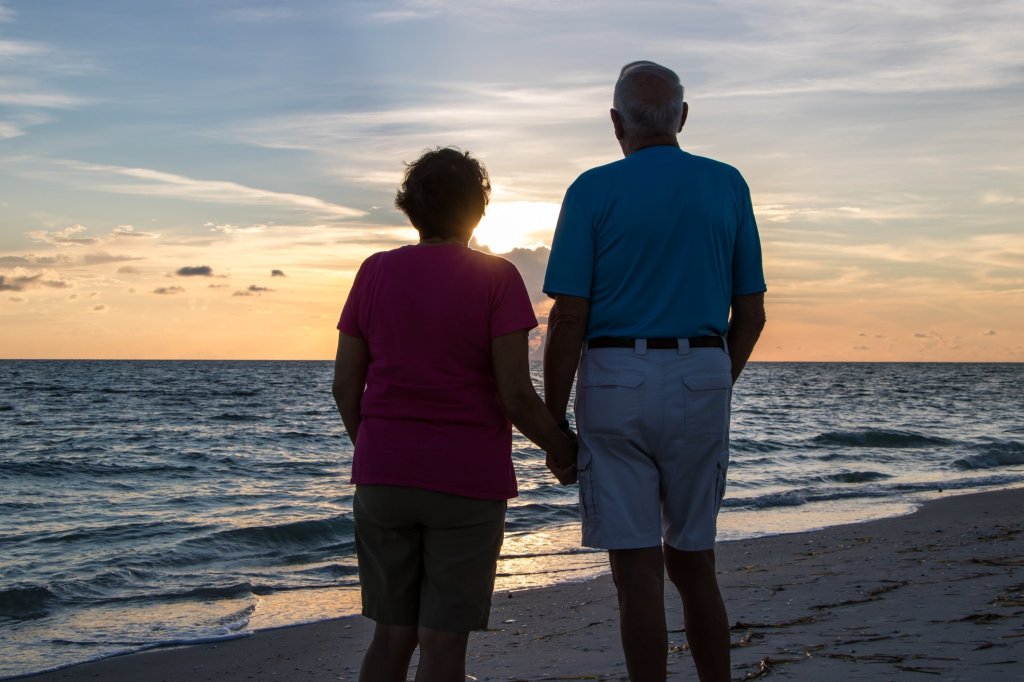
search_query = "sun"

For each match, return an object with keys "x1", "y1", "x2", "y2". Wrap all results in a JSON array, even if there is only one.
[{"x1": 472, "y1": 201, "x2": 561, "y2": 253}]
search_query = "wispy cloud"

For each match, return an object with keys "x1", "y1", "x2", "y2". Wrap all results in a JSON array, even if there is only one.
[
  {"x1": 983, "y1": 191, "x2": 1024, "y2": 206},
  {"x1": 0, "y1": 252, "x2": 140, "y2": 267},
  {"x1": 17, "y1": 158, "x2": 367, "y2": 219},
  {"x1": 27, "y1": 225, "x2": 100, "y2": 247},
  {"x1": 0, "y1": 273, "x2": 71, "y2": 291},
  {"x1": 221, "y1": 7, "x2": 296, "y2": 23}
]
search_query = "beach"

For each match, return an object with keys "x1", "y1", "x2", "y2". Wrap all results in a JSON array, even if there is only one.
[{"x1": 21, "y1": 487, "x2": 1024, "y2": 681}]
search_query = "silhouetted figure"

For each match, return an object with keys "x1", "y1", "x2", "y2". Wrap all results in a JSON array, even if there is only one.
[
  {"x1": 333, "y1": 147, "x2": 576, "y2": 682},
  {"x1": 543, "y1": 61, "x2": 767, "y2": 681}
]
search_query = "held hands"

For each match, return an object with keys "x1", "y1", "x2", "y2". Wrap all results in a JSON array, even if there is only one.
[{"x1": 546, "y1": 425, "x2": 579, "y2": 486}]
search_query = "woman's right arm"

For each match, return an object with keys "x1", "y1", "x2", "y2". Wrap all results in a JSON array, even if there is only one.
[
  {"x1": 332, "y1": 332, "x2": 369, "y2": 444},
  {"x1": 491, "y1": 329, "x2": 577, "y2": 484}
]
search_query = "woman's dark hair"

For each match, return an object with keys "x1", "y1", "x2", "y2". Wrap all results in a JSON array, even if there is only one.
[{"x1": 395, "y1": 147, "x2": 491, "y2": 240}]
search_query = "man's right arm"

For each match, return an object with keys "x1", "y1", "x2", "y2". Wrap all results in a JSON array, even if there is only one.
[
  {"x1": 542, "y1": 295, "x2": 590, "y2": 424},
  {"x1": 726, "y1": 292, "x2": 766, "y2": 384}
]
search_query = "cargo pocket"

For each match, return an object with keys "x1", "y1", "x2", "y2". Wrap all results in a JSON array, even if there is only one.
[
  {"x1": 578, "y1": 371, "x2": 644, "y2": 436},
  {"x1": 577, "y1": 447, "x2": 596, "y2": 520},
  {"x1": 683, "y1": 373, "x2": 732, "y2": 440},
  {"x1": 714, "y1": 459, "x2": 728, "y2": 515}
]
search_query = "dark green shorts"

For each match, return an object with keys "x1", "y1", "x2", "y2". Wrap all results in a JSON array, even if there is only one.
[{"x1": 353, "y1": 484, "x2": 507, "y2": 632}]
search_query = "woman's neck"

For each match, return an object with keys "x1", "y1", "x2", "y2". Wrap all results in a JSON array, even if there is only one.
[{"x1": 418, "y1": 236, "x2": 469, "y2": 247}]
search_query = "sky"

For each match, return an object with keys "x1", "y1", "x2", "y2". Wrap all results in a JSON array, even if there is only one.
[{"x1": 1, "y1": 0, "x2": 1021, "y2": 361}]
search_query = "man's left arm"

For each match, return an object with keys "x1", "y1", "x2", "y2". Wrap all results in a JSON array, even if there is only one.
[{"x1": 726, "y1": 292, "x2": 766, "y2": 384}]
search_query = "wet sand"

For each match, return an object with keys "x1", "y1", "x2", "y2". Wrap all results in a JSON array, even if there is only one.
[{"x1": 22, "y1": 488, "x2": 1024, "y2": 681}]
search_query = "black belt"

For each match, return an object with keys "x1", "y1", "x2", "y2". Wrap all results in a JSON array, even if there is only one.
[{"x1": 588, "y1": 336, "x2": 724, "y2": 350}]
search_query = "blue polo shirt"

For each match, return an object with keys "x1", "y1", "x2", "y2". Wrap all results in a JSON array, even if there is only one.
[{"x1": 543, "y1": 145, "x2": 766, "y2": 339}]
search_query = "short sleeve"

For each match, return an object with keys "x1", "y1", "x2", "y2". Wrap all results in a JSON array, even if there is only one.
[
  {"x1": 490, "y1": 260, "x2": 539, "y2": 338},
  {"x1": 543, "y1": 180, "x2": 595, "y2": 299},
  {"x1": 731, "y1": 176, "x2": 767, "y2": 296},
  {"x1": 337, "y1": 254, "x2": 379, "y2": 339}
]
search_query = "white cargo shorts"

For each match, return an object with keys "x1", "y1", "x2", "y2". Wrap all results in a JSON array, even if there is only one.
[{"x1": 575, "y1": 338, "x2": 732, "y2": 551}]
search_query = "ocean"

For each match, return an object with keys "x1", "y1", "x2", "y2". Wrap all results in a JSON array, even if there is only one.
[{"x1": 1, "y1": 360, "x2": 1022, "y2": 678}]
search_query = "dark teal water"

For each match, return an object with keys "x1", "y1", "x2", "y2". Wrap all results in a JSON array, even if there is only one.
[{"x1": 1, "y1": 361, "x2": 1022, "y2": 678}]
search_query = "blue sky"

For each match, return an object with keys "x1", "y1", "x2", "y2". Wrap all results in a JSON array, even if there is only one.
[{"x1": 1, "y1": 0, "x2": 1022, "y2": 359}]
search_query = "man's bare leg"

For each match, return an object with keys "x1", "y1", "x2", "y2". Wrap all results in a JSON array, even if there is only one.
[
  {"x1": 358, "y1": 623, "x2": 418, "y2": 682},
  {"x1": 664, "y1": 545, "x2": 730, "y2": 682},
  {"x1": 414, "y1": 627, "x2": 470, "y2": 682},
  {"x1": 609, "y1": 546, "x2": 667, "y2": 681}
]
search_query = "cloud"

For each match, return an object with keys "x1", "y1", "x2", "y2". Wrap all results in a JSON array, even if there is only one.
[
  {"x1": 982, "y1": 329, "x2": 997, "y2": 336},
  {"x1": 26, "y1": 225, "x2": 100, "y2": 247},
  {"x1": 478, "y1": 243, "x2": 551, "y2": 303},
  {"x1": 0, "y1": 273, "x2": 70, "y2": 291},
  {"x1": 233, "y1": 284, "x2": 273, "y2": 297},
  {"x1": 271, "y1": 269, "x2": 286, "y2": 277},
  {"x1": 117, "y1": 265, "x2": 141, "y2": 274},
  {"x1": 91, "y1": 304, "x2": 108, "y2": 313},
  {"x1": 222, "y1": 7, "x2": 295, "y2": 22},
  {"x1": 80, "y1": 252, "x2": 142, "y2": 266},
  {"x1": 208, "y1": 283, "x2": 230, "y2": 288},
  {"x1": 176, "y1": 265, "x2": 214, "y2": 277},
  {"x1": 153, "y1": 286, "x2": 185, "y2": 295},
  {"x1": 8, "y1": 296, "x2": 25, "y2": 303},
  {"x1": 983, "y1": 191, "x2": 1024, "y2": 206},
  {"x1": 35, "y1": 159, "x2": 366, "y2": 219},
  {"x1": 110, "y1": 225, "x2": 158, "y2": 239},
  {"x1": 207, "y1": 223, "x2": 267, "y2": 235},
  {"x1": 913, "y1": 332, "x2": 928, "y2": 338}
]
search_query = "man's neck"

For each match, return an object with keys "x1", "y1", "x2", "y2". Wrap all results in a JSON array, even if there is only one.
[{"x1": 622, "y1": 135, "x2": 679, "y2": 157}]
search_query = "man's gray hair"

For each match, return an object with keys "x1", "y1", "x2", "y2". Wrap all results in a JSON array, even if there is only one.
[{"x1": 613, "y1": 61, "x2": 685, "y2": 138}]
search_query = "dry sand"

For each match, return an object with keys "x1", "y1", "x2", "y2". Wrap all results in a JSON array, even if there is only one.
[{"x1": 22, "y1": 488, "x2": 1024, "y2": 681}]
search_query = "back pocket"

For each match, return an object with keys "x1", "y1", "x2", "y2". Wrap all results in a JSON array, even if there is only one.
[
  {"x1": 578, "y1": 371, "x2": 644, "y2": 436},
  {"x1": 682, "y1": 373, "x2": 731, "y2": 440}
]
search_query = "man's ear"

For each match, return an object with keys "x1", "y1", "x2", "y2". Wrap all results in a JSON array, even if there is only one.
[
  {"x1": 611, "y1": 108, "x2": 625, "y2": 140},
  {"x1": 678, "y1": 102, "x2": 689, "y2": 132}
]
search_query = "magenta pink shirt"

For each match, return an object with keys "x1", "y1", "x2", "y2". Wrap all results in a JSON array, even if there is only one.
[{"x1": 338, "y1": 244, "x2": 538, "y2": 500}]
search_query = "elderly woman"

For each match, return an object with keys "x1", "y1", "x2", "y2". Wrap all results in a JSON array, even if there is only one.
[{"x1": 332, "y1": 147, "x2": 577, "y2": 682}]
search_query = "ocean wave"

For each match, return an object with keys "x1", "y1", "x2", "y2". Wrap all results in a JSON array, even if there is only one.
[
  {"x1": 277, "y1": 431, "x2": 320, "y2": 439},
  {"x1": 820, "y1": 471, "x2": 893, "y2": 484},
  {"x1": 0, "y1": 585, "x2": 55, "y2": 621},
  {"x1": 731, "y1": 439, "x2": 784, "y2": 453},
  {"x1": 505, "y1": 502, "x2": 580, "y2": 530},
  {"x1": 723, "y1": 490, "x2": 807, "y2": 509},
  {"x1": 810, "y1": 429, "x2": 953, "y2": 448},
  {"x1": 1, "y1": 460, "x2": 200, "y2": 479},
  {"x1": 500, "y1": 547, "x2": 602, "y2": 561},
  {"x1": 209, "y1": 413, "x2": 264, "y2": 422},
  {"x1": 723, "y1": 486, "x2": 896, "y2": 510},
  {"x1": 0, "y1": 404, "x2": 14, "y2": 412},
  {"x1": 171, "y1": 515, "x2": 355, "y2": 564},
  {"x1": 25, "y1": 520, "x2": 205, "y2": 547},
  {"x1": 953, "y1": 441, "x2": 1024, "y2": 471}
]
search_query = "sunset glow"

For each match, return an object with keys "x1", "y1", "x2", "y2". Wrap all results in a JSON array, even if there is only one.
[
  {"x1": 0, "y1": 1, "x2": 1021, "y2": 360},
  {"x1": 474, "y1": 201, "x2": 560, "y2": 254}
]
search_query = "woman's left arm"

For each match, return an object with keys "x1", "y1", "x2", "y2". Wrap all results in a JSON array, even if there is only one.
[
  {"x1": 492, "y1": 329, "x2": 577, "y2": 484},
  {"x1": 332, "y1": 332, "x2": 369, "y2": 444}
]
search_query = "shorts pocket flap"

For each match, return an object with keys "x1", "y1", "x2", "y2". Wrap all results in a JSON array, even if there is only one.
[
  {"x1": 683, "y1": 373, "x2": 732, "y2": 391},
  {"x1": 581, "y1": 371, "x2": 644, "y2": 389}
]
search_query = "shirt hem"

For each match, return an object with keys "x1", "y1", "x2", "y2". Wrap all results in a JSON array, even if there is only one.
[{"x1": 351, "y1": 476, "x2": 517, "y2": 501}]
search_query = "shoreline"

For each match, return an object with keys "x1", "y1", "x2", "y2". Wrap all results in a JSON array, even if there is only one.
[{"x1": 17, "y1": 486, "x2": 1024, "y2": 681}]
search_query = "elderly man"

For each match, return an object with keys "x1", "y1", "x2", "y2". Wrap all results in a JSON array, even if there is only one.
[{"x1": 543, "y1": 61, "x2": 767, "y2": 681}]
